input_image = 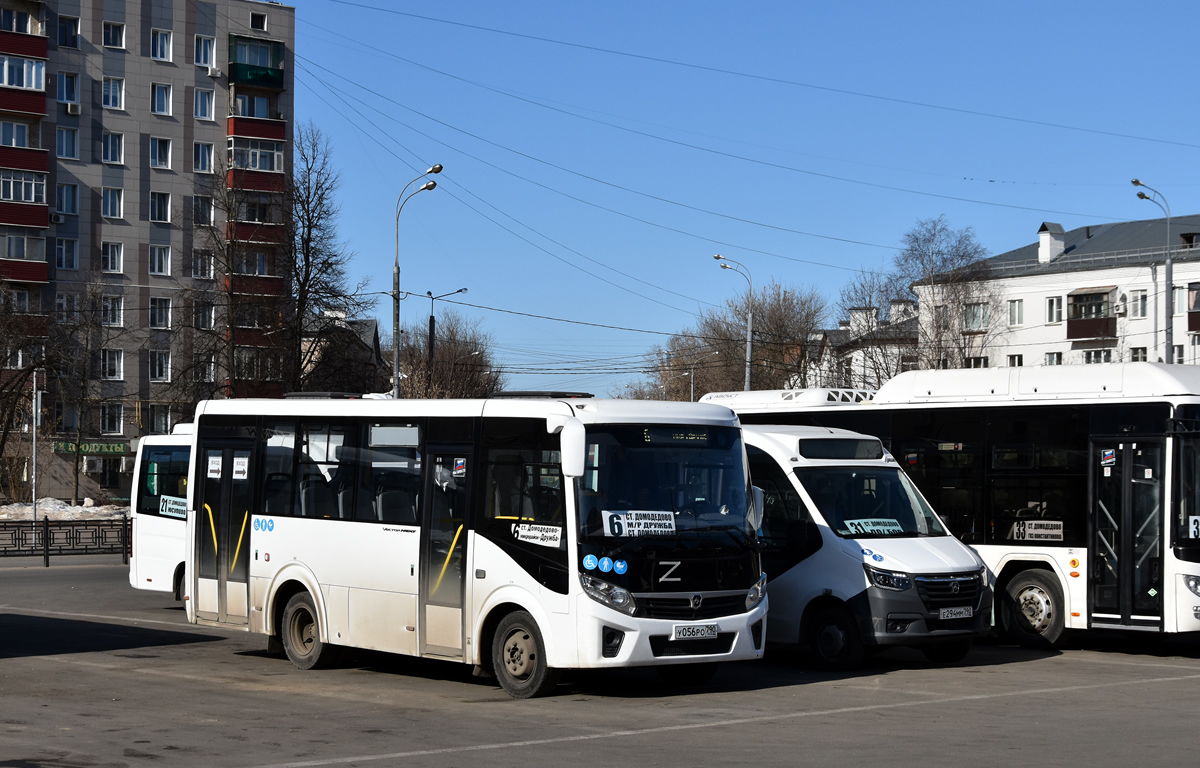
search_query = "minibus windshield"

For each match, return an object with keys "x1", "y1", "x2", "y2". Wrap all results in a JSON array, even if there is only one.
[{"x1": 795, "y1": 466, "x2": 947, "y2": 538}]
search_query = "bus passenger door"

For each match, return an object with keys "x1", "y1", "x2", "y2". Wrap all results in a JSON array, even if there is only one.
[
  {"x1": 419, "y1": 450, "x2": 471, "y2": 657},
  {"x1": 195, "y1": 441, "x2": 254, "y2": 625},
  {"x1": 1091, "y1": 441, "x2": 1163, "y2": 628}
]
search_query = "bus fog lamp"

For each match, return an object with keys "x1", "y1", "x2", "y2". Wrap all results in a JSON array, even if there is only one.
[
  {"x1": 1184, "y1": 575, "x2": 1200, "y2": 598},
  {"x1": 580, "y1": 573, "x2": 638, "y2": 616},
  {"x1": 746, "y1": 572, "x2": 768, "y2": 610},
  {"x1": 865, "y1": 564, "x2": 912, "y2": 591}
]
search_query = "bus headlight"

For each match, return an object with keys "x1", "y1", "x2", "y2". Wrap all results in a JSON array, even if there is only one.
[
  {"x1": 580, "y1": 573, "x2": 637, "y2": 616},
  {"x1": 864, "y1": 564, "x2": 912, "y2": 591},
  {"x1": 746, "y1": 572, "x2": 768, "y2": 611},
  {"x1": 1184, "y1": 575, "x2": 1200, "y2": 598}
]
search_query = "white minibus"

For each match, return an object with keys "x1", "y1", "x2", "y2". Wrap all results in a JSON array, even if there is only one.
[{"x1": 128, "y1": 424, "x2": 193, "y2": 598}]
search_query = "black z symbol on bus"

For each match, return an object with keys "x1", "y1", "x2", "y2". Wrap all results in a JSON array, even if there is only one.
[{"x1": 659, "y1": 561, "x2": 681, "y2": 582}]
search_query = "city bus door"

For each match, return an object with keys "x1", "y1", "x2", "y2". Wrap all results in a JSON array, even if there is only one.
[
  {"x1": 419, "y1": 450, "x2": 471, "y2": 658},
  {"x1": 194, "y1": 441, "x2": 254, "y2": 626},
  {"x1": 1091, "y1": 441, "x2": 1163, "y2": 628}
]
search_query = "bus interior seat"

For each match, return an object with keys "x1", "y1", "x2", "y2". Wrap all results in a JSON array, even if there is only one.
[
  {"x1": 490, "y1": 455, "x2": 534, "y2": 521},
  {"x1": 298, "y1": 471, "x2": 335, "y2": 518},
  {"x1": 263, "y1": 472, "x2": 291, "y2": 517},
  {"x1": 376, "y1": 472, "x2": 418, "y2": 524}
]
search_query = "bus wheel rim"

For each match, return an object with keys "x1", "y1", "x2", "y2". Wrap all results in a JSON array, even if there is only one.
[
  {"x1": 503, "y1": 628, "x2": 535, "y2": 680},
  {"x1": 1016, "y1": 585, "x2": 1053, "y2": 633}
]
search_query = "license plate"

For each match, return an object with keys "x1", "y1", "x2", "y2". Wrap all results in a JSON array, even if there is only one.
[
  {"x1": 939, "y1": 606, "x2": 973, "y2": 620},
  {"x1": 671, "y1": 623, "x2": 719, "y2": 640}
]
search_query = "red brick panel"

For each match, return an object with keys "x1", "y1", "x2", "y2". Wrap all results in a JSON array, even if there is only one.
[
  {"x1": 230, "y1": 221, "x2": 286, "y2": 243},
  {"x1": 229, "y1": 274, "x2": 286, "y2": 296},
  {"x1": 0, "y1": 87, "x2": 47, "y2": 116},
  {"x1": 0, "y1": 258, "x2": 48, "y2": 284},
  {"x1": 227, "y1": 168, "x2": 285, "y2": 193},
  {"x1": 0, "y1": 201, "x2": 48, "y2": 228},
  {"x1": 0, "y1": 145, "x2": 48, "y2": 172},
  {"x1": 0, "y1": 30, "x2": 48, "y2": 58},
  {"x1": 1066, "y1": 317, "x2": 1117, "y2": 340},
  {"x1": 227, "y1": 116, "x2": 286, "y2": 141}
]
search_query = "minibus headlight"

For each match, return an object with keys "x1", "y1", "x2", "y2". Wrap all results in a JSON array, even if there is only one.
[
  {"x1": 746, "y1": 572, "x2": 768, "y2": 611},
  {"x1": 1184, "y1": 575, "x2": 1200, "y2": 598},
  {"x1": 580, "y1": 573, "x2": 638, "y2": 616},
  {"x1": 864, "y1": 564, "x2": 912, "y2": 592}
]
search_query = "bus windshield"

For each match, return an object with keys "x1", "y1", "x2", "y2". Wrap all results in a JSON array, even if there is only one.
[
  {"x1": 578, "y1": 424, "x2": 750, "y2": 541},
  {"x1": 795, "y1": 466, "x2": 947, "y2": 538}
]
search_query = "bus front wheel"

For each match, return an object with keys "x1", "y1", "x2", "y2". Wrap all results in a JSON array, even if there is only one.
[
  {"x1": 281, "y1": 592, "x2": 340, "y2": 670},
  {"x1": 807, "y1": 606, "x2": 864, "y2": 671},
  {"x1": 492, "y1": 611, "x2": 560, "y2": 698},
  {"x1": 1001, "y1": 569, "x2": 1066, "y2": 649}
]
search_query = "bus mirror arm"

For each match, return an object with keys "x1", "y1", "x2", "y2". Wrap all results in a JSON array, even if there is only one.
[
  {"x1": 547, "y1": 415, "x2": 586, "y2": 478},
  {"x1": 750, "y1": 486, "x2": 765, "y2": 531}
]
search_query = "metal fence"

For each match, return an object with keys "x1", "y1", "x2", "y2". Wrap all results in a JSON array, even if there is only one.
[{"x1": 0, "y1": 517, "x2": 130, "y2": 566}]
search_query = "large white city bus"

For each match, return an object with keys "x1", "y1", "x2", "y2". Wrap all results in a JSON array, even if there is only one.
[
  {"x1": 704, "y1": 363, "x2": 1200, "y2": 648},
  {"x1": 183, "y1": 394, "x2": 767, "y2": 697},
  {"x1": 128, "y1": 424, "x2": 193, "y2": 598}
]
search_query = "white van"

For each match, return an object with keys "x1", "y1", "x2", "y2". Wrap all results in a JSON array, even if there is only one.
[
  {"x1": 128, "y1": 425, "x2": 192, "y2": 598},
  {"x1": 744, "y1": 424, "x2": 991, "y2": 669}
]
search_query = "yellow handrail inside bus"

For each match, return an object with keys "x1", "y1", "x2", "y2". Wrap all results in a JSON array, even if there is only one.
[
  {"x1": 433, "y1": 524, "x2": 464, "y2": 594},
  {"x1": 230, "y1": 511, "x2": 249, "y2": 573},
  {"x1": 205, "y1": 504, "x2": 217, "y2": 553}
]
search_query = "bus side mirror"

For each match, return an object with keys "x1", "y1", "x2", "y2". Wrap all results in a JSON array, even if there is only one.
[
  {"x1": 750, "y1": 486, "x2": 765, "y2": 531},
  {"x1": 547, "y1": 415, "x2": 586, "y2": 478}
]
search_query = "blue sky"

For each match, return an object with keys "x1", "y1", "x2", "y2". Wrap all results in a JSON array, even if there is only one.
[{"x1": 293, "y1": 0, "x2": 1200, "y2": 394}]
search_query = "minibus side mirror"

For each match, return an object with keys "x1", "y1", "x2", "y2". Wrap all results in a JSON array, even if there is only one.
[
  {"x1": 547, "y1": 415, "x2": 586, "y2": 478},
  {"x1": 749, "y1": 486, "x2": 765, "y2": 531}
]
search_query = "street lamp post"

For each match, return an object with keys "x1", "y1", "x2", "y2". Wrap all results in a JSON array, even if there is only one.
[
  {"x1": 689, "y1": 350, "x2": 719, "y2": 402},
  {"x1": 1133, "y1": 179, "x2": 1173, "y2": 363},
  {"x1": 714, "y1": 255, "x2": 753, "y2": 391},
  {"x1": 393, "y1": 164, "x2": 442, "y2": 398},
  {"x1": 425, "y1": 288, "x2": 468, "y2": 396}
]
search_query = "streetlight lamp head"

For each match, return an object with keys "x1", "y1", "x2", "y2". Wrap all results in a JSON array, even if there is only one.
[
  {"x1": 457, "y1": 288, "x2": 468, "y2": 295},
  {"x1": 426, "y1": 291, "x2": 433, "y2": 298},
  {"x1": 1138, "y1": 191, "x2": 1150, "y2": 200},
  {"x1": 420, "y1": 180, "x2": 437, "y2": 191},
  {"x1": 713, "y1": 254, "x2": 724, "y2": 260},
  {"x1": 428, "y1": 164, "x2": 444, "y2": 174},
  {"x1": 1132, "y1": 178, "x2": 1143, "y2": 187},
  {"x1": 720, "y1": 263, "x2": 732, "y2": 270}
]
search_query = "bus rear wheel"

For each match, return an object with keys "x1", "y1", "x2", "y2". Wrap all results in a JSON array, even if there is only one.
[
  {"x1": 493, "y1": 611, "x2": 560, "y2": 698},
  {"x1": 281, "y1": 592, "x2": 340, "y2": 670},
  {"x1": 1001, "y1": 569, "x2": 1066, "y2": 649}
]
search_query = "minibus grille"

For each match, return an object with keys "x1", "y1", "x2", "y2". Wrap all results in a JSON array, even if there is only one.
[
  {"x1": 914, "y1": 572, "x2": 981, "y2": 610},
  {"x1": 636, "y1": 593, "x2": 745, "y2": 620},
  {"x1": 649, "y1": 632, "x2": 736, "y2": 657}
]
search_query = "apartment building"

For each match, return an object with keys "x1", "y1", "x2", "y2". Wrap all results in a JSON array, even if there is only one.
[{"x1": 0, "y1": 0, "x2": 295, "y2": 502}]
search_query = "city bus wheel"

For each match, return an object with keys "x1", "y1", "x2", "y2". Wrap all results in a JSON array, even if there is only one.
[
  {"x1": 1000, "y1": 570, "x2": 1066, "y2": 649},
  {"x1": 920, "y1": 638, "x2": 973, "y2": 664},
  {"x1": 807, "y1": 606, "x2": 864, "y2": 671},
  {"x1": 282, "y1": 592, "x2": 340, "y2": 670},
  {"x1": 493, "y1": 611, "x2": 560, "y2": 698}
]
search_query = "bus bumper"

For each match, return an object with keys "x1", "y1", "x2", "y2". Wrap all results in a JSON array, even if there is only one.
[{"x1": 849, "y1": 586, "x2": 992, "y2": 647}]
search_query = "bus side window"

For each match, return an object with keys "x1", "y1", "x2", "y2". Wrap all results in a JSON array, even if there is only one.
[
  {"x1": 362, "y1": 422, "x2": 422, "y2": 525},
  {"x1": 746, "y1": 446, "x2": 822, "y2": 577},
  {"x1": 262, "y1": 421, "x2": 297, "y2": 517}
]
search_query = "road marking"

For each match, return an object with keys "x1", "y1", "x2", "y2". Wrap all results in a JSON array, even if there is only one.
[
  {"x1": 248, "y1": 671, "x2": 1200, "y2": 768},
  {"x1": 0, "y1": 605, "x2": 241, "y2": 633}
]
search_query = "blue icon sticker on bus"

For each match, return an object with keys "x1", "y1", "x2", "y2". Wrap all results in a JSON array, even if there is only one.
[
  {"x1": 861, "y1": 548, "x2": 873, "y2": 556},
  {"x1": 872, "y1": 553, "x2": 885, "y2": 562},
  {"x1": 599, "y1": 557, "x2": 614, "y2": 573},
  {"x1": 583, "y1": 554, "x2": 598, "y2": 571},
  {"x1": 614, "y1": 560, "x2": 628, "y2": 575},
  {"x1": 267, "y1": 519, "x2": 274, "y2": 532}
]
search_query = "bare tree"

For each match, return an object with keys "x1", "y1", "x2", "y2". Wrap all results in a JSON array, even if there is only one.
[
  {"x1": 395, "y1": 308, "x2": 506, "y2": 398},
  {"x1": 831, "y1": 269, "x2": 920, "y2": 388}
]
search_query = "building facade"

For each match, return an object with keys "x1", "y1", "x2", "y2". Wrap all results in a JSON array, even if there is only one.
[{"x1": 0, "y1": 0, "x2": 295, "y2": 502}]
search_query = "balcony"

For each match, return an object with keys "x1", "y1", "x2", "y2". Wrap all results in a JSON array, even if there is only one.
[
  {"x1": 227, "y1": 168, "x2": 285, "y2": 193},
  {"x1": 0, "y1": 201, "x2": 48, "y2": 228},
  {"x1": 228, "y1": 62, "x2": 284, "y2": 90},
  {"x1": 11, "y1": 312, "x2": 48, "y2": 337},
  {"x1": 229, "y1": 221, "x2": 285, "y2": 244},
  {"x1": 0, "y1": 145, "x2": 48, "y2": 173},
  {"x1": 227, "y1": 116, "x2": 286, "y2": 141},
  {"x1": 1189, "y1": 311, "x2": 1200, "y2": 334},
  {"x1": 0, "y1": 87, "x2": 46, "y2": 116},
  {"x1": 0, "y1": 29, "x2": 47, "y2": 59},
  {"x1": 228, "y1": 274, "x2": 285, "y2": 296},
  {"x1": 1066, "y1": 316, "x2": 1117, "y2": 340},
  {"x1": 0, "y1": 257, "x2": 48, "y2": 284}
]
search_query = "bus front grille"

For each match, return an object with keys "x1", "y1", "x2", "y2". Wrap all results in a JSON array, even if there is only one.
[
  {"x1": 649, "y1": 632, "x2": 736, "y2": 657},
  {"x1": 636, "y1": 594, "x2": 745, "y2": 620}
]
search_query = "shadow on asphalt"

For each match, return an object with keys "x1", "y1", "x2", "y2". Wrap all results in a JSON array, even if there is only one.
[{"x1": 0, "y1": 613, "x2": 225, "y2": 660}]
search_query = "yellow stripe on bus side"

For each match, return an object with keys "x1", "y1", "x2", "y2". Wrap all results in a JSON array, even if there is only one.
[
  {"x1": 205, "y1": 504, "x2": 218, "y2": 553},
  {"x1": 433, "y1": 524, "x2": 464, "y2": 594},
  {"x1": 230, "y1": 511, "x2": 249, "y2": 574}
]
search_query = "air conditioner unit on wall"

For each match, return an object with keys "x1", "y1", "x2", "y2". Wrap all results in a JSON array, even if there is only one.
[
  {"x1": 83, "y1": 456, "x2": 101, "y2": 474},
  {"x1": 120, "y1": 456, "x2": 136, "y2": 473},
  {"x1": 1114, "y1": 303, "x2": 1127, "y2": 316},
  {"x1": 207, "y1": 66, "x2": 222, "y2": 79},
  {"x1": 65, "y1": 102, "x2": 80, "y2": 115},
  {"x1": 50, "y1": 213, "x2": 65, "y2": 224}
]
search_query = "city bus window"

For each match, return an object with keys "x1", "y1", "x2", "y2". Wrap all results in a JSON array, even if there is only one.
[
  {"x1": 138, "y1": 446, "x2": 189, "y2": 518},
  {"x1": 295, "y1": 422, "x2": 358, "y2": 519},
  {"x1": 262, "y1": 421, "x2": 296, "y2": 517},
  {"x1": 360, "y1": 422, "x2": 422, "y2": 524},
  {"x1": 746, "y1": 445, "x2": 821, "y2": 576}
]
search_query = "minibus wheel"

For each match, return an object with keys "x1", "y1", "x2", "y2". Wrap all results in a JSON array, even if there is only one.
[
  {"x1": 281, "y1": 592, "x2": 340, "y2": 670},
  {"x1": 1000, "y1": 569, "x2": 1065, "y2": 649},
  {"x1": 493, "y1": 611, "x2": 560, "y2": 698},
  {"x1": 807, "y1": 606, "x2": 864, "y2": 671}
]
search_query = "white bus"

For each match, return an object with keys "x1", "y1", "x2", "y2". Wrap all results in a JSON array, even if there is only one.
[
  {"x1": 704, "y1": 363, "x2": 1200, "y2": 648},
  {"x1": 183, "y1": 395, "x2": 767, "y2": 697},
  {"x1": 743, "y1": 424, "x2": 989, "y2": 669},
  {"x1": 128, "y1": 425, "x2": 193, "y2": 598}
]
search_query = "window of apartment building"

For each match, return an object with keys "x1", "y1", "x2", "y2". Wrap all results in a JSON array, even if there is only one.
[
  {"x1": 102, "y1": 187, "x2": 123, "y2": 218},
  {"x1": 1069, "y1": 292, "x2": 1109, "y2": 320},
  {"x1": 229, "y1": 137, "x2": 283, "y2": 171},
  {"x1": 102, "y1": 132, "x2": 123, "y2": 164},
  {"x1": 0, "y1": 170, "x2": 45, "y2": 203},
  {"x1": 241, "y1": 200, "x2": 271, "y2": 222},
  {"x1": 234, "y1": 93, "x2": 271, "y2": 118},
  {"x1": 194, "y1": 353, "x2": 215, "y2": 382},
  {"x1": 1, "y1": 121, "x2": 29, "y2": 147},
  {"x1": 58, "y1": 16, "x2": 79, "y2": 48},
  {"x1": 1045, "y1": 352, "x2": 1063, "y2": 366},
  {"x1": 55, "y1": 183, "x2": 78, "y2": 214},
  {"x1": 899, "y1": 355, "x2": 918, "y2": 373},
  {"x1": 4, "y1": 234, "x2": 45, "y2": 261},
  {"x1": 101, "y1": 242, "x2": 123, "y2": 273},
  {"x1": 1174, "y1": 286, "x2": 1186, "y2": 315},
  {"x1": 56, "y1": 71, "x2": 78, "y2": 103},
  {"x1": 234, "y1": 347, "x2": 257, "y2": 379},
  {"x1": 56, "y1": 127, "x2": 78, "y2": 159},
  {"x1": 101, "y1": 296, "x2": 123, "y2": 327},
  {"x1": 103, "y1": 22, "x2": 125, "y2": 49},
  {"x1": 963, "y1": 356, "x2": 989, "y2": 369},
  {"x1": 100, "y1": 349, "x2": 123, "y2": 379},
  {"x1": 250, "y1": 12, "x2": 268, "y2": 31},
  {"x1": 4, "y1": 288, "x2": 28, "y2": 312},
  {"x1": 1129, "y1": 289, "x2": 1148, "y2": 319},
  {"x1": 193, "y1": 142, "x2": 213, "y2": 173},
  {"x1": 1174, "y1": 344, "x2": 1184, "y2": 365},
  {"x1": 1007, "y1": 354, "x2": 1023, "y2": 367},
  {"x1": 55, "y1": 238, "x2": 77, "y2": 269},
  {"x1": 194, "y1": 89, "x2": 214, "y2": 121},
  {"x1": 55, "y1": 292, "x2": 78, "y2": 320},
  {"x1": 1046, "y1": 296, "x2": 1063, "y2": 324},
  {"x1": 100, "y1": 402, "x2": 123, "y2": 434},
  {"x1": 149, "y1": 192, "x2": 171, "y2": 223},
  {"x1": 149, "y1": 297, "x2": 171, "y2": 329},
  {"x1": 149, "y1": 245, "x2": 170, "y2": 275},
  {"x1": 2, "y1": 54, "x2": 45, "y2": 90},
  {"x1": 234, "y1": 251, "x2": 270, "y2": 276},
  {"x1": 191, "y1": 249, "x2": 214, "y2": 279},
  {"x1": 193, "y1": 196, "x2": 213, "y2": 226},
  {"x1": 150, "y1": 137, "x2": 171, "y2": 169},
  {"x1": 1, "y1": 9, "x2": 33, "y2": 34},
  {"x1": 234, "y1": 304, "x2": 263, "y2": 328},
  {"x1": 962, "y1": 303, "x2": 989, "y2": 332},
  {"x1": 151, "y1": 29, "x2": 172, "y2": 62},
  {"x1": 149, "y1": 350, "x2": 171, "y2": 382},
  {"x1": 149, "y1": 404, "x2": 170, "y2": 434},
  {"x1": 54, "y1": 402, "x2": 79, "y2": 433},
  {"x1": 194, "y1": 301, "x2": 214, "y2": 330},
  {"x1": 1007, "y1": 299, "x2": 1023, "y2": 327},
  {"x1": 195, "y1": 35, "x2": 214, "y2": 67},
  {"x1": 103, "y1": 77, "x2": 124, "y2": 109},
  {"x1": 1084, "y1": 350, "x2": 1113, "y2": 365},
  {"x1": 1131, "y1": 347, "x2": 1148, "y2": 362},
  {"x1": 151, "y1": 83, "x2": 172, "y2": 115},
  {"x1": 235, "y1": 38, "x2": 272, "y2": 66}
]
